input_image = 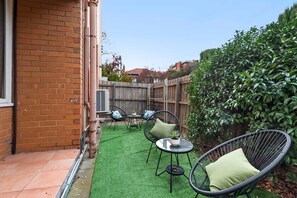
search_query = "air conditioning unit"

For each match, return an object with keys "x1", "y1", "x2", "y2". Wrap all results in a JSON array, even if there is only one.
[{"x1": 96, "y1": 89, "x2": 110, "y2": 113}]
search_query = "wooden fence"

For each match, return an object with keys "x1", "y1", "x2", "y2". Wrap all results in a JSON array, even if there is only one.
[
  {"x1": 99, "y1": 80, "x2": 150, "y2": 115},
  {"x1": 150, "y1": 75, "x2": 191, "y2": 134},
  {"x1": 99, "y1": 75, "x2": 191, "y2": 134}
]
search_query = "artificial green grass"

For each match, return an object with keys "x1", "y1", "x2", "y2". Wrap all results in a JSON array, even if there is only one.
[
  {"x1": 90, "y1": 125, "x2": 280, "y2": 198},
  {"x1": 90, "y1": 125, "x2": 196, "y2": 198}
]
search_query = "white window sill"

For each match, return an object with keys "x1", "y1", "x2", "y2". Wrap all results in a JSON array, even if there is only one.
[{"x1": 0, "y1": 103, "x2": 14, "y2": 107}]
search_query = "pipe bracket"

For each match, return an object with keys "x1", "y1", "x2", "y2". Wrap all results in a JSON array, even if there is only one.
[{"x1": 88, "y1": 0, "x2": 98, "y2": 6}]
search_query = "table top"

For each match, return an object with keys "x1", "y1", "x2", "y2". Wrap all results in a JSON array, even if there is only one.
[
  {"x1": 156, "y1": 138, "x2": 193, "y2": 154},
  {"x1": 128, "y1": 114, "x2": 142, "y2": 118}
]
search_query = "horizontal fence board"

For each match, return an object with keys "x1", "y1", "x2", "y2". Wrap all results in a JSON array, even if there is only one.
[{"x1": 99, "y1": 84, "x2": 148, "y2": 89}]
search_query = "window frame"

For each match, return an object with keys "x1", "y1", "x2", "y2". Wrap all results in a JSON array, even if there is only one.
[{"x1": 0, "y1": 0, "x2": 13, "y2": 107}]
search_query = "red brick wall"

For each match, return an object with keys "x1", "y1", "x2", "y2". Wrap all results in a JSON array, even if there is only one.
[
  {"x1": 176, "y1": 62, "x2": 181, "y2": 71},
  {"x1": 16, "y1": 0, "x2": 83, "y2": 152},
  {"x1": 0, "y1": 107, "x2": 12, "y2": 160}
]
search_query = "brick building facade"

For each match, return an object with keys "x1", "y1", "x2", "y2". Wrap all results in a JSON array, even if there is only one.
[{"x1": 0, "y1": 0, "x2": 87, "y2": 159}]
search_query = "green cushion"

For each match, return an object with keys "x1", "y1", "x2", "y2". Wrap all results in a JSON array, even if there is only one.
[
  {"x1": 149, "y1": 118, "x2": 176, "y2": 139},
  {"x1": 205, "y1": 148, "x2": 260, "y2": 191}
]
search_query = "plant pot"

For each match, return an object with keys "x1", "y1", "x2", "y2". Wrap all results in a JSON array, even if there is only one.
[{"x1": 169, "y1": 138, "x2": 180, "y2": 146}]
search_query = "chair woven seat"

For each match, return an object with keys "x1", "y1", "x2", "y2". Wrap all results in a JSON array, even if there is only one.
[{"x1": 189, "y1": 129, "x2": 292, "y2": 198}]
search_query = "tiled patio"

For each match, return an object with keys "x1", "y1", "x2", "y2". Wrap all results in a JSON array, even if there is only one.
[{"x1": 0, "y1": 149, "x2": 80, "y2": 198}]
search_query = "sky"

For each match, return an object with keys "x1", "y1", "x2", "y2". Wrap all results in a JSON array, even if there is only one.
[{"x1": 101, "y1": 0, "x2": 296, "y2": 71}]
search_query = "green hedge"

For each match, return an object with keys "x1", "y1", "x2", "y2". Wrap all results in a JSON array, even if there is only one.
[{"x1": 188, "y1": 17, "x2": 297, "y2": 165}]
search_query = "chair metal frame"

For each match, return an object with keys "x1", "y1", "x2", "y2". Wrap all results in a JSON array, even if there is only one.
[
  {"x1": 189, "y1": 129, "x2": 292, "y2": 198},
  {"x1": 109, "y1": 105, "x2": 128, "y2": 130},
  {"x1": 143, "y1": 110, "x2": 181, "y2": 163}
]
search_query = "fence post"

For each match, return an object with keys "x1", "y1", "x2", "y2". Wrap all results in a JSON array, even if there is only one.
[
  {"x1": 164, "y1": 78, "x2": 168, "y2": 112},
  {"x1": 112, "y1": 83, "x2": 116, "y2": 106},
  {"x1": 175, "y1": 79, "x2": 181, "y2": 118},
  {"x1": 147, "y1": 84, "x2": 150, "y2": 106},
  {"x1": 151, "y1": 84, "x2": 155, "y2": 106}
]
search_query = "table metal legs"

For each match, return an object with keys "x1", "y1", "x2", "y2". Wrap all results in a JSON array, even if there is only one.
[
  {"x1": 187, "y1": 152, "x2": 192, "y2": 168},
  {"x1": 155, "y1": 151, "x2": 165, "y2": 176},
  {"x1": 155, "y1": 151, "x2": 192, "y2": 192},
  {"x1": 128, "y1": 118, "x2": 141, "y2": 131}
]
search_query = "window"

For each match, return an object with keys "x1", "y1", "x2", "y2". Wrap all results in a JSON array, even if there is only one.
[
  {"x1": 0, "y1": 0, "x2": 13, "y2": 107},
  {"x1": 0, "y1": 0, "x2": 4, "y2": 98}
]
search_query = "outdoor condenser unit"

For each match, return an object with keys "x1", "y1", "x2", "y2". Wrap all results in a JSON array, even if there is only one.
[{"x1": 96, "y1": 89, "x2": 110, "y2": 113}]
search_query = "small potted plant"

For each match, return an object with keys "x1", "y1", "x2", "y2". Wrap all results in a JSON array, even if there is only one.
[{"x1": 170, "y1": 130, "x2": 180, "y2": 146}]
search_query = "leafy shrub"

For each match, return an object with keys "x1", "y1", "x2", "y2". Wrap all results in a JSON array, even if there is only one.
[
  {"x1": 278, "y1": 4, "x2": 297, "y2": 23},
  {"x1": 199, "y1": 48, "x2": 219, "y2": 62},
  {"x1": 188, "y1": 17, "x2": 297, "y2": 165}
]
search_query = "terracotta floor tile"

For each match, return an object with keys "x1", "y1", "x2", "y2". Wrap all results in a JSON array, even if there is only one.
[
  {"x1": 7, "y1": 161, "x2": 48, "y2": 176},
  {"x1": 16, "y1": 187, "x2": 59, "y2": 198},
  {"x1": 24, "y1": 170, "x2": 69, "y2": 190},
  {"x1": 0, "y1": 150, "x2": 77, "y2": 196},
  {"x1": 0, "y1": 173, "x2": 36, "y2": 193},
  {"x1": 41, "y1": 159, "x2": 74, "y2": 172},
  {"x1": 0, "y1": 163, "x2": 19, "y2": 177},
  {"x1": 0, "y1": 162, "x2": 19, "y2": 169},
  {"x1": 2, "y1": 154, "x2": 28, "y2": 164},
  {"x1": 51, "y1": 149, "x2": 79, "y2": 160},
  {"x1": 21, "y1": 152, "x2": 55, "y2": 163},
  {"x1": 0, "y1": 191, "x2": 20, "y2": 198}
]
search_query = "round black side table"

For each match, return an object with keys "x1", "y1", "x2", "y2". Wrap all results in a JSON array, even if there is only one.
[{"x1": 155, "y1": 138, "x2": 193, "y2": 193}]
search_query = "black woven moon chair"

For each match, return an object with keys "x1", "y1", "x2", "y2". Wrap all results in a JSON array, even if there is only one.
[
  {"x1": 143, "y1": 110, "x2": 181, "y2": 163},
  {"x1": 109, "y1": 105, "x2": 128, "y2": 130},
  {"x1": 189, "y1": 129, "x2": 292, "y2": 198}
]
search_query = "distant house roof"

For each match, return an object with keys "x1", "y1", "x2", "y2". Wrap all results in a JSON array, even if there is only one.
[{"x1": 126, "y1": 68, "x2": 145, "y2": 76}]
